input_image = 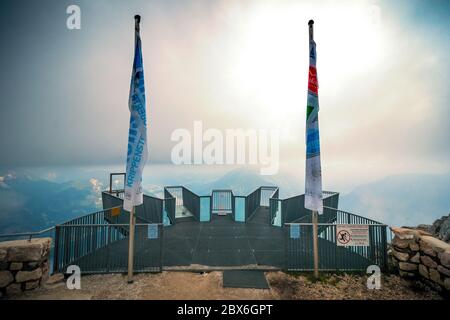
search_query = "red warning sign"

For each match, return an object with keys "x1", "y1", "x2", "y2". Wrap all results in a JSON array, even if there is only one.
[{"x1": 336, "y1": 225, "x2": 369, "y2": 246}]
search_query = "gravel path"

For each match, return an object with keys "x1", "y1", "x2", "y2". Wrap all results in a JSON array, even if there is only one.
[{"x1": 11, "y1": 271, "x2": 443, "y2": 300}]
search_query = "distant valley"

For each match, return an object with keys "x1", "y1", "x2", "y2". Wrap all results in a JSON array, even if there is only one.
[{"x1": 0, "y1": 167, "x2": 448, "y2": 233}]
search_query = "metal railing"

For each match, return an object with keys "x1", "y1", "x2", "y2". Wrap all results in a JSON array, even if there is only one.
[
  {"x1": 103, "y1": 190, "x2": 175, "y2": 225},
  {"x1": 182, "y1": 186, "x2": 200, "y2": 220},
  {"x1": 269, "y1": 191, "x2": 340, "y2": 226},
  {"x1": 164, "y1": 186, "x2": 201, "y2": 221},
  {"x1": 0, "y1": 226, "x2": 55, "y2": 242},
  {"x1": 211, "y1": 190, "x2": 233, "y2": 214},
  {"x1": 53, "y1": 206, "x2": 163, "y2": 274},
  {"x1": 284, "y1": 206, "x2": 388, "y2": 271},
  {"x1": 260, "y1": 186, "x2": 278, "y2": 207}
]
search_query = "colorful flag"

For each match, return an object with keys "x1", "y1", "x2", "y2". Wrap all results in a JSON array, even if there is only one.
[
  {"x1": 124, "y1": 17, "x2": 148, "y2": 212},
  {"x1": 304, "y1": 32, "x2": 323, "y2": 214}
]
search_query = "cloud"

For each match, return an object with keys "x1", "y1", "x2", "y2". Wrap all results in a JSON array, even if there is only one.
[{"x1": 0, "y1": 0, "x2": 448, "y2": 186}]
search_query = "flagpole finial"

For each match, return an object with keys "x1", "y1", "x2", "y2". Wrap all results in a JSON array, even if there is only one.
[{"x1": 308, "y1": 20, "x2": 314, "y2": 41}]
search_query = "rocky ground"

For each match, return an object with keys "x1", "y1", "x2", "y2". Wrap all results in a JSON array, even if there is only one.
[
  {"x1": 8, "y1": 271, "x2": 445, "y2": 300},
  {"x1": 411, "y1": 213, "x2": 450, "y2": 244}
]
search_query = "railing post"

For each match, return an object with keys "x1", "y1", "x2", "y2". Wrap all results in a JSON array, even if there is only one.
[
  {"x1": 312, "y1": 211, "x2": 319, "y2": 279},
  {"x1": 53, "y1": 226, "x2": 60, "y2": 273},
  {"x1": 382, "y1": 226, "x2": 388, "y2": 271},
  {"x1": 106, "y1": 225, "x2": 111, "y2": 273},
  {"x1": 159, "y1": 224, "x2": 163, "y2": 272},
  {"x1": 284, "y1": 224, "x2": 288, "y2": 271}
]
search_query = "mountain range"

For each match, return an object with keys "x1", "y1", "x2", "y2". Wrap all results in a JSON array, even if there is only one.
[{"x1": 0, "y1": 167, "x2": 448, "y2": 233}]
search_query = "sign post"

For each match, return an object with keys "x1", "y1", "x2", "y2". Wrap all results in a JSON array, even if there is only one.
[
  {"x1": 312, "y1": 210, "x2": 319, "y2": 279},
  {"x1": 124, "y1": 14, "x2": 148, "y2": 284},
  {"x1": 127, "y1": 206, "x2": 135, "y2": 283},
  {"x1": 304, "y1": 19, "x2": 322, "y2": 280}
]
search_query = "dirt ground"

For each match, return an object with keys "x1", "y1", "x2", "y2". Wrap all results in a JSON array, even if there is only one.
[{"x1": 11, "y1": 271, "x2": 444, "y2": 300}]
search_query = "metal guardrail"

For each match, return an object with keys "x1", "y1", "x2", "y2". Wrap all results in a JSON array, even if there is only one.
[
  {"x1": 0, "y1": 179, "x2": 391, "y2": 275},
  {"x1": 284, "y1": 206, "x2": 388, "y2": 272},
  {"x1": 54, "y1": 222, "x2": 163, "y2": 274},
  {"x1": 53, "y1": 206, "x2": 163, "y2": 274},
  {"x1": 164, "y1": 186, "x2": 202, "y2": 221},
  {"x1": 269, "y1": 191, "x2": 340, "y2": 227},
  {"x1": 211, "y1": 190, "x2": 233, "y2": 214},
  {"x1": 0, "y1": 226, "x2": 55, "y2": 241}
]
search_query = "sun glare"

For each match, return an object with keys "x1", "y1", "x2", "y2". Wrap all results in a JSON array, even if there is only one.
[{"x1": 226, "y1": 2, "x2": 387, "y2": 135}]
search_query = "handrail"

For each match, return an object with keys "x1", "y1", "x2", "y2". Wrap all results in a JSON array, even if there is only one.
[
  {"x1": 284, "y1": 222, "x2": 388, "y2": 226},
  {"x1": 0, "y1": 226, "x2": 55, "y2": 241},
  {"x1": 59, "y1": 205, "x2": 123, "y2": 226},
  {"x1": 323, "y1": 206, "x2": 384, "y2": 225},
  {"x1": 57, "y1": 223, "x2": 162, "y2": 227}
]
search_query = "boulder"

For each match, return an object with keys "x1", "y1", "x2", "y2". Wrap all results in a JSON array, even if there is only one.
[
  {"x1": 429, "y1": 268, "x2": 443, "y2": 285},
  {"x1": 15, "y1": 268, "x2": 42, "y2": 283},
  {"x1": 390, "y1": 227, "x2": 413, "y2": 240},
  {"x1": 420, "y1": 236, "x2": 450, "y2": 254},
  {"x1": 399, "y1": 270, "x2": 415, "y2": 278},
  {"x1": 437, "y1": 265, "x2": 450, "y2": 277},
  {"x1": 392, "y1": 237, "x2": 412, "y2": 250},
  {"x1": 391, "y1": 227, "x2": 431, "y2": 239},
  {"x1": 0, "y1": 238, "x2": 51, "y2": 262},
  {"x1": 419, "y1": 239, "x2": 436, "y2": 257},
  {"x1": 417, "y1": 224, "x2": 433, "y2": 233},
  {"x1": 444, "y1": 277, "x2": 450, "y2": 290},
  {"x1": 430, "y1": 213, "x2": 450, "y2": 243},
  {"x1": 41, "y1": 261, "x2": 50, "y2": 284},
  {"x1": 391, "y1": 256, "x2": 399, "y2": 267},
  {"x1": 6, "y1": 283, "x2": 22, "y2": 296},
  {"x1": 410, "y1": 252, "x2": 420, "y2": 263},
  {"x1": 0, "y1": 270, "x2": 14, "y2": 287},
  {"x1": 420, "y1": 255, "x2": 438, "y2": 269},
  {"x1": 25, "y1": 280, "x2": 40, "y2": 290},
  {"x1": 399, "y1": 262, "x2": 418, "y2": 271},
  {"x1": 10, "y1": 262, "x2": 23, "y2": 271},
  {"x1": 46, "y1": 273, "x2": 65, "y2": 285},
  {"x1": 409, "y1": 242, "x2": 420, "y2": 251},
  {"x1": 0, "y1": 248, "x2": 6, "y2": 261},
  {"x1": 419, "y1": 264, "x2": 429, "y2": 279},
  {"x1": 392, "y1": 248, "x2": 409, "y2": 262},
  {"x1": 439, "y1": 250, "x2": 450, "y2": 268}
]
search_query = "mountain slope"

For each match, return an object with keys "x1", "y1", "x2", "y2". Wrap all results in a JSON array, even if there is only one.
[
  {"x1": 339, "y1": 173, "x2": 450, "y2": 226},
  {"x1": 0, "y1": 174, "x2": 98, "y2": 233}
]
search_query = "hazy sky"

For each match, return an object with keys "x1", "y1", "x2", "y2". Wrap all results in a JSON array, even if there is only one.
[{"x1": 0, "y1": 0, "x2": 449, "y2": 184}]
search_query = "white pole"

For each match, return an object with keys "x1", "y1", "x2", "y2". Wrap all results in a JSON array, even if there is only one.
[
  {"x1": 127, "y1": 206, "x2": 135, "y2": 283},
  {"x1": 312, "y1": 210, "x2": 319, "y2": 279},
  {"x1": 308, "y1": 19, "x2": 319, "y2": 280}
]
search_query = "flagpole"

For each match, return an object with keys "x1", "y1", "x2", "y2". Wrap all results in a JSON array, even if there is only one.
[
  {"x1": 127, "y1": 14, "x2": 141, "y2": 284},
  {"x1": 127, "y1": 205, "x2": 136, "y2": 283},
  {"x1": 308, "y1": 19, "x2": 320, "y2": 280},
  {"x1": 312, "y1": 210, "x2": 319, "y2": 279}
]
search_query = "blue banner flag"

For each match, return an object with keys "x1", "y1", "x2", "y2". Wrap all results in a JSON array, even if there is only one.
[
  {"x1": 305, "y1": 23, "x2": 323, "y2": 214},
  {"x1": 124, "y1": 18, "x2": 148, "y2": 212}
]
